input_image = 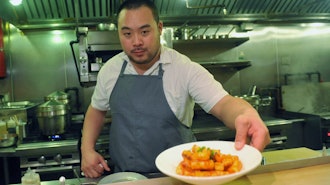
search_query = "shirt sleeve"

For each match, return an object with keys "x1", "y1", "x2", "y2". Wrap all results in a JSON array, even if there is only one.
[{"x1": 187, "y1": 62, "x2": 228, "y2": 113}]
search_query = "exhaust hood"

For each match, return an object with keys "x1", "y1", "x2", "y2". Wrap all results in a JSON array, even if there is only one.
[{"x1": 0, "y1": 0, "x2": 330, "y2": 30}]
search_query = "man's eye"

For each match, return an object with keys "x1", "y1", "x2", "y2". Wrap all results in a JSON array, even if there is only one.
[
  {"x1": 123, "y1": 32, "x2": 131, "y2": 37},
  {"x1": 141, "y1": 30, "x2": 150, "y2": 36}
]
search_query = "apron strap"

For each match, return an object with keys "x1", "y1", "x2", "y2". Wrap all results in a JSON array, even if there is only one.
[
  {"x1": 158, "y1": 63, "x2": 164, "y2": 78},
  {"x1": 119, "y1": 61, "x2": 128, "y2": 76}
]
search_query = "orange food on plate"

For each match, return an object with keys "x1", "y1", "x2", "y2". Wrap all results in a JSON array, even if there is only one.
[{"x1": 176, "y1": 144, "x2": 243, "y2": 177}]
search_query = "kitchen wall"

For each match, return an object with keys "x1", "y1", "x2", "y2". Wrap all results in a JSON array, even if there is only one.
[
  {"x1": 0, "y1": 26, "x2": 94, "y2": 113},
  {"x1": 1, "y1": 22, "x2": 330, "y2": 113}
]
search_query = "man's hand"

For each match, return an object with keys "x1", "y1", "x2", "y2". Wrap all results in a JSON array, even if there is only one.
[
  {"x1": 234, "y1": 112, "x2": 271, "y2": 151},
  {"x1": 81, "y1": 149, "x2": 111, "y2": 178}
]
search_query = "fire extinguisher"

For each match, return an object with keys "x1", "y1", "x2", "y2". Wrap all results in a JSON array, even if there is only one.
[{"x1": 0, "y1": 18, "x2": 6, "y2": 78}]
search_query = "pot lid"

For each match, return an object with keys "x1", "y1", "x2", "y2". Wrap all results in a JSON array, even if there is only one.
[
  {"x1": 45, "y1": 91, "x2": 70, "y2": 100},
  {"x1": 38, "y1": 100, "x2": 67, "y2": 111}
]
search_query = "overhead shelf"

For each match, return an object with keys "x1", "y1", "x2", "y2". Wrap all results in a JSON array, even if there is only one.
[
  {"x1": 173, "y1": 37, "x2": 249, "y2": 47},
  {"x1": 199, "y1": 60, "x2": 251, "y2": 70}
]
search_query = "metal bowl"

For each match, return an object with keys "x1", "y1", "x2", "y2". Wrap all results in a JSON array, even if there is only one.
[{"x1": 0, "y1": 133, "x2": 18, "y2": 148}]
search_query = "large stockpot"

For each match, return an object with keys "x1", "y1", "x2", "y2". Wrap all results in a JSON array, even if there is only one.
[{"x1": 36, "y1": 100, "x2": 70, "y2": 136}]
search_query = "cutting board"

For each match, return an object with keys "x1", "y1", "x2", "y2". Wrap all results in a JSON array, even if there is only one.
[{"x1": 261, "y1": 147, "x2": 321, "y2": 164}]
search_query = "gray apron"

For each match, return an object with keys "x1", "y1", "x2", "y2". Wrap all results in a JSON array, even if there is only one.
[{"x1": 109, "y1": 61, "x2": 196, "y2": 173}]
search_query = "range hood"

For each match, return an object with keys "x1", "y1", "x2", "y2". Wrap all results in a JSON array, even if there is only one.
[{"x1": 1, "y1": 0, "x2": 330, "y2": 30}]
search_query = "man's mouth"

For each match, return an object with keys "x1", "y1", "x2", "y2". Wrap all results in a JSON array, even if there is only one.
[{"x1": 132, "y1": 48, "x2": 146, "y2": 55}]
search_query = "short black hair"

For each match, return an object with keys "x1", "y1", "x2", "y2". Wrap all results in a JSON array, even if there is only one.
[{"x1": 117, "y1": 0, "x2": 160, "y2": 23}]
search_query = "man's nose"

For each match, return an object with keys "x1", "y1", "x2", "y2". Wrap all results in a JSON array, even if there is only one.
[{"x1": 132, "y1": 33, "x2": 143, "y2": 46}]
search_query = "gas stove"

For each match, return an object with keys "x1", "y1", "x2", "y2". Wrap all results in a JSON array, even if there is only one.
[{"x1": 15, "y1": 122, "x2": 111, "y2": 181}]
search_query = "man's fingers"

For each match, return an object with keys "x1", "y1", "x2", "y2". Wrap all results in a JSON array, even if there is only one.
[
  {"x1": 234, "y1": 116, "x2": 249, "y2": 150},
  {"x1": 100, "y1": 160, "x2": 111, "y2": 171}
]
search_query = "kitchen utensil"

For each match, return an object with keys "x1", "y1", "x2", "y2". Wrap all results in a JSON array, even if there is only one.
[
  {"x1": 155, "y1": 141, "x2": 262, "y2": 185},
  {"x1": 98, "y1": 172, "x2": 147, "y2": 184},
  {"x1": 0, "y1": 133, "x2": 18, "y2": 147},
  {"x1": 73, "y1": 168, "x2": 97, "y2": 185}
]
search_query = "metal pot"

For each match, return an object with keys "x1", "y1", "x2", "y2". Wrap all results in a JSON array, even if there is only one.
[{"x1": 37, "y1": 100, "x2": 70, "y2": 136}]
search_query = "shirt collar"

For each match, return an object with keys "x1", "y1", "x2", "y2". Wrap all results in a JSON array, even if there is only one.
[{"x1": 160, "y1": 46, "x2": 172, "y2": 65}]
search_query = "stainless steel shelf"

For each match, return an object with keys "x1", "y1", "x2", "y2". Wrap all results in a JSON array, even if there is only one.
[
  {"x1": 173, "y1": 37, "x2": 249, "y2": 46},
  {"x1": 199, "y1": 60, "x2": 251, "y2": 70}
]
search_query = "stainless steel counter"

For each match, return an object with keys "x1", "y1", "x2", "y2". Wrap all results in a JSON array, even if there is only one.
[
  {"x1": 0, "y1": 116, "x2": 302, "y2": 157},
  {"x1": 0, "y1": 115, "x2": 307, "y2": 184},
  {"x1": 9, "y1": 148, "x2": 329, "y2": 185},
  {"x1": 0, "y1": 146, "x2": 16, "y2": 156},
  {"x1": 10, "y1": 177, "x2": 100, "y2": 185}
]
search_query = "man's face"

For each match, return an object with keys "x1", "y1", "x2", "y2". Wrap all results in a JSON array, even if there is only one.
[{"x1": 117, "y1": 6, "x2": 163, "y2": 66}]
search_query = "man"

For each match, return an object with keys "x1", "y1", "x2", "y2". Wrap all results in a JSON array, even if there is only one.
[{"x1": 81, "y1": 0, "x2": 270, "y2": 178}]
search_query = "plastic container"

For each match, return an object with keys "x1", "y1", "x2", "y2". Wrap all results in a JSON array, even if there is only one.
[
  {"x1": 21, "y1": 168, "x2": 41, "y2": 185},
  {"x1": 0, "y1": 120, "x2": 6, "y2": 134}
]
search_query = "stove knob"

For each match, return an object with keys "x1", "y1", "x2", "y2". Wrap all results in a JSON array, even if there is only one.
[
  {"x1": 54, "y1": 154, "x2": 62, "y2": 163},
  {"x1": 38, "y1": 156, "x2": 46, "y2": 164}
]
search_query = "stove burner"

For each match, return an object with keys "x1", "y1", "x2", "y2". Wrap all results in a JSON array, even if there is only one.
[
  {"x1": 22, "y1": 131, "x2": 80, "y2": 144},
  {"x1": 46, "y1": 134, "x2": 65, "y2": 141}
]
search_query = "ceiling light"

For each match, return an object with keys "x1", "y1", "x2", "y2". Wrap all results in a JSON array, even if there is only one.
[
  {"x1": 222, "y1": 7, "x2": 227, "y2": 15},
  {"x1": 9, "y1": 0, "x2": 22, "y2": 6}
]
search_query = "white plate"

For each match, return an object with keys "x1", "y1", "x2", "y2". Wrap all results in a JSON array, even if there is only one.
[
  {"x1": 98, "y1": 172, "x2": 148, "y2": 184},
  {"x1": 155, "y1": 141, "x2": 262, "y2": 185}
]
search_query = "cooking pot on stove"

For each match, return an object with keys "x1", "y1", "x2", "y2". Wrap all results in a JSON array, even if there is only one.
[{"x1": 36, "y1": 100, "x2": 70, "y2": 136}]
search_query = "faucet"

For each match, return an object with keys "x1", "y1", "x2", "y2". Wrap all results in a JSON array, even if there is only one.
[
  {"x1": 248, "y1": 85, "x2": 257, "y2": 96},
  {"x1": 240, "y1": 85, "x2": 272, "y2": 110}
]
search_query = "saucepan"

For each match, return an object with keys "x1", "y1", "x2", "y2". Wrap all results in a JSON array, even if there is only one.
[{"x1": 98, "y1": 172, "x2": 148, "y2": 184}]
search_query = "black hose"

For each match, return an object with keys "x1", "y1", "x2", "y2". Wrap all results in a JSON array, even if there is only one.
[
  {"x1": 69, "y1": 38, "x2": 84, "y2": 87},
  {"x1": 64, "y1": 87, "x2": 81, "y2": 113}
]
